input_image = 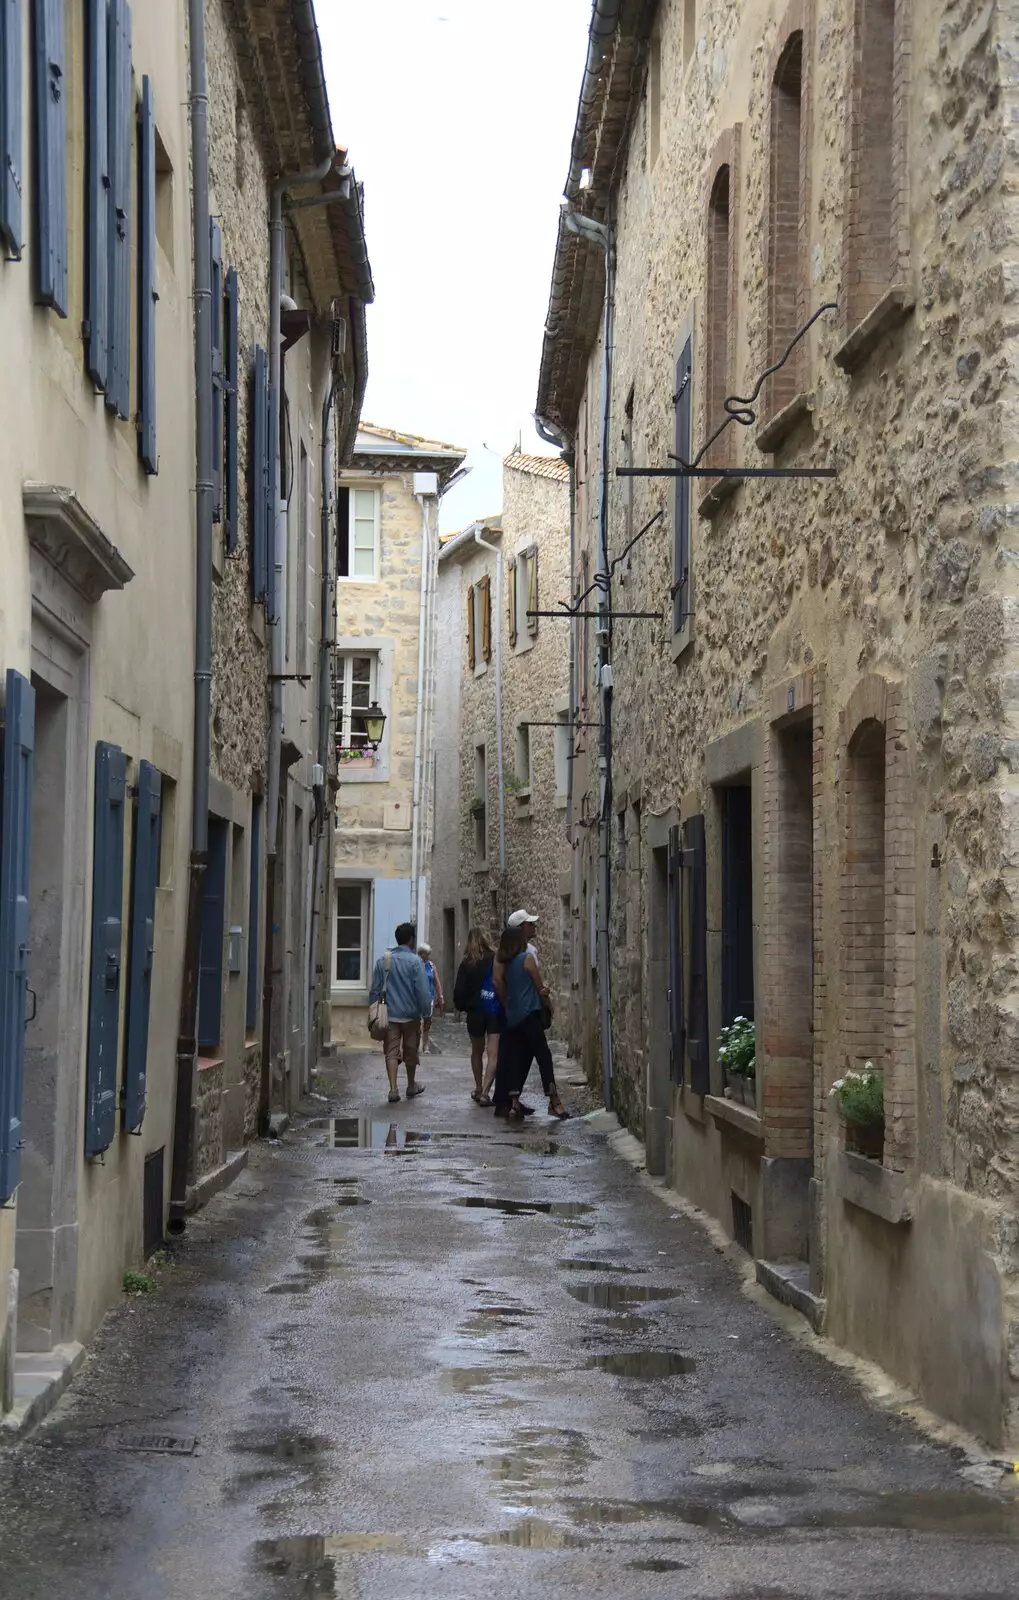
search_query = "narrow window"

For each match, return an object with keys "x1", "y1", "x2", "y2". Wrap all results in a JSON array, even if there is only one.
[
  {"x1": 466, "y1": 582, "x2": 476, "y2": 670},
  {"x1": 246, "y1": 796, "x2": 261, "y2": 1035},
  {"x1": 672, "y1": 336, "x2": 693, "y2": 637},
  {"x1": 474, "y1": 745, "x2": 487, "y2": 862},
  {"x1": 648, "y1": 35, "x2": 661, "y2": 170},
  {"x1": 705, "y1": 165, "x2": 730, "y2": 466},
  {"x1": 507, "y1": 557, "x2": 518, "y2": 647},
  {"x1": 477, "y1": 574, "x2": 491, "y2": 664},
  {"x1": 197, "y1": 816, "x2": 228, "y2": 1055},
  {"x1": 683, "y1": 0, "x2": 696, "y2": 69},
  {"x1": 334, "y1": 883, "x2": 368, "y2": 987},
  {"x1": 337, "y1": 487, "x2": 378, "y2": 581},
  {"x1": 621, "y1": 386, "x2": 635, "y2": 570},
  {"x1": 845, "y1": 720, "x2": 885, "y2": 1073},
  {"x1": 296, "y1": 443, "x2": 309, "y2": 674},
  {"x1": 515, "y1": 722, "x2": 530, "y2": 787},
  {"x1": 526, "y1": 548, "x2": 539, "y2": 637},
  {"x1": 720, "y1": 783, "x2": 754, "y2": 1027},
  {"x1": 767, "y1": 33, "x2": 804, "y2": 415},
  {"x1": 846, "y1": 0, "x2": 897, "y2": 329},
  {"x1": 334, "y1": 652, "x2": 378, "y2": 761}
]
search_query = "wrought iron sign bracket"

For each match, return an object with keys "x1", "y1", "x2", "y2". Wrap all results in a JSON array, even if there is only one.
[
  {"x1": 526, "y1": 609, "x2": 662, "y2": 620},
  {"x1": 617, "y1": 466, "x2": 836, "y2": 480}
]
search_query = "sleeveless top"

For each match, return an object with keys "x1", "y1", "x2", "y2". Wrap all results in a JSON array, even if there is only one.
[{"x1": 504, "y1": 951, "x2": 541, "y2": 1030}]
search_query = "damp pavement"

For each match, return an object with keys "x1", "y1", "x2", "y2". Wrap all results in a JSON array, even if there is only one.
[{"x1": 1, "y1": 1023, "x2": 1018, "y2": 1598}]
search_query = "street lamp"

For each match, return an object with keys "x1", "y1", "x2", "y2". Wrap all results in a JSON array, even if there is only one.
[{"x1": 355, "y1": 702, "x2": 387, "y2": 752}]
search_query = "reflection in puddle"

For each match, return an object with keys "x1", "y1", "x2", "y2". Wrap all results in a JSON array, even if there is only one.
[
  {"x1": 231, "y1": 1430, "x2": 329, "y2": 1463},
  {"x1": 567, "y1": 1283, "x2": 677, "y2": 1309},
  {"x1": 587, "y1": 1350, "x2": 696, "y2": 1377},
  {"x1": 452, "y1": 1197, "x2": 594, "y2": 1217},
  {"x1": 483, "y1": 1426, "x2": 595, "y2": 1495},
  {"x1": 478, "y1": 1519, "x2": 589, "y2": 1549},
  {"x1": 315, "y1": 1117, "x2": 433, "y2": 1151},
  {"x1": 628, "y1": 1557, "x2": 688, "y2": 1572},
  {"x1": 558, "y1": 1259, "x2": 642, "y2": 1274}
]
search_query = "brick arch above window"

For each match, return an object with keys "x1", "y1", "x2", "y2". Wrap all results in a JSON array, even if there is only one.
[
  {"x1": 701, "y1": 125, "x2": 742, "y2": 487},
  {"x1": 762, "y1": 0, "x2": 814, "y2": 440}
]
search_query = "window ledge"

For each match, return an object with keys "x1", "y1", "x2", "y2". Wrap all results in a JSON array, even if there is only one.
[
  {"x1": 756, "y1": 391, "x2": 814, "y2": 454},
  {"x1": 834, "y1": 286, "x2": 915, "y2": 375},
  {"x1": 697, "y1": 470, "x2": 740, "y2": 521},
  {"x1": 473, "y1": 661, "x2": 489, "y2": 679},
  {"x1": 555, "y1": 794, "x2": 568, "y2": 812},
  {"x1": 330, "y1": 988, "x2": 370, "y2": 1008},
  {"x1": 836, "y1": 1150, "x2": 913, "y2": 1225},
  {"x1": 197, "y1": 1055, "x2": 224, "y2": 1073},
  {"x1": 704, "y1": 1094, "x2": 765, "y2": 1151}
]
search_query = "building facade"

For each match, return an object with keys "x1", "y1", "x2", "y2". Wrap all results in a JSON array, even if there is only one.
[
  {"x1": 433, "y1": 454, "x2": 572, "y2": 1003},
  {"x1": 330, "y1": 426, "x2": 466, "y2": 1047},
  {"x1": 537, "y1": 0, "x2": 1019, "y2": 1446}
]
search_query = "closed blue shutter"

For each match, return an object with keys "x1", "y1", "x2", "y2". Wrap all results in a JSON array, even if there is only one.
[
  {"x1": 224, "y1": 266, "x2": 239, "y2": 552},
  {"x1": 106, "y1": 0, "x2": 132, "y2": 420},
  {"x1": 251, "y1": 344, "x2": 268, "y2": 602},
  {"x1": 673, "y1": 337, "x2": 692, "y2": 633},
  {"x1": 122, "y1": 760, "x2": 159, "y2": 1133},
  {"x1": 685, "y1": 813, "x2": 710, "y2": 1097},
  {"x1": 667, "y1": 823, "x2": 684, "y2": 1086},
  {"x1": 84, "y1": 0, "x2": 108, "y2": 388},
  {"x1": 210, "y1": 219, "x2": 223, "y2": 522},
  {"x1": 245, "y1": 795, "x2": 261, "y2": 1032},
  {"x1": 1, "y1": 0, "x2": 23, "y2": 258},
  {"x1": 0, "y1": 671, "x2": 34, "y2": 1204},
  {"x1": 197, "y1": 816, "x2": 227, "y2": 1053},
  {"x1": 137, "y1": 76, "x2": 157, "y2": 473},
  {"x1": 266, "y1": 377, "x2": 278, "y2": 622},
  {"x1": 85, "y1": 741, "x2": 127, "y2": 1159},
  {"x1": 34, "y1": 0, "x2": 67, "y2": 314}
]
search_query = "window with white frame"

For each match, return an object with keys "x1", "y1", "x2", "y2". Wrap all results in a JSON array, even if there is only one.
[
  {"x1": 515, "y1": 721, "x2": 531, "y2": 787},
  {"x1": 337, "y1": 486, "x2": 380, "y2": 581},
  {"x1": 335, "y1": 881, "x2": 369, "y2": 986},
  {"x1": 334, "y1": 651, "x2": 379, "y2": 759}
]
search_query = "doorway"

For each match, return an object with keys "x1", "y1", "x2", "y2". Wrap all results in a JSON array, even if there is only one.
[{"x1": 442, "y1": 907, "x2": 456, "y2": 1002}]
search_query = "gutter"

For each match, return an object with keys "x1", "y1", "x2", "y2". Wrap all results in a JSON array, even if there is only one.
[{"x1": 567, "y1": 0, "x2": 622, "y2": 197}]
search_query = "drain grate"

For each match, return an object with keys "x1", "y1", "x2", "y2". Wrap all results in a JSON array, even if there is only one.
[
  {"x1": 115, "y1": 1432, "x2": 198, "y2": 1455},
  {"x1": 731, "y1": 1192, "x2": 753, "y2": 1254}
]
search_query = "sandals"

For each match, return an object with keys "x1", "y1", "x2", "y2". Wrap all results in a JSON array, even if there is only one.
[
  {"x1": 406, "y1": 1082, "x2": 426, "y2": 1099},
  {"x1": 548, "y1": 1092, "x2": 570, "y2": 1120},
  {"x1": 477, "y1": 1093, "x2": 492, "y2": 1107}
]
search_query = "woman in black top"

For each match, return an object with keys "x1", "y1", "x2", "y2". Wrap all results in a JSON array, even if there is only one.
[{"x1": 453, "y1": 928, "x2": 501, "y2": 1105}]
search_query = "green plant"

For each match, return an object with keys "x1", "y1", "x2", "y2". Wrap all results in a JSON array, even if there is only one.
[
  {"x1": 123, "y1": 1270, "x2": 154, "y2": 1295},
  {"x1": 469, "y1": 795, "x2": 486, "y2": 816},
  {"x1": 718, "y1": 1016, "x2": 755, "y2": 1078},
  {"x1": 505, "y1": 771, "x2": 529, "y2": 795},
  {"x1": 829, "y1": 1064, "x2": 884, "y2": 1126}
]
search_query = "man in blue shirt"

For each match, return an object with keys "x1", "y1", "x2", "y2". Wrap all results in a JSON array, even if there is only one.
[{"x1": 369, "y1": 922, "x2": 433, "y2": 1103}]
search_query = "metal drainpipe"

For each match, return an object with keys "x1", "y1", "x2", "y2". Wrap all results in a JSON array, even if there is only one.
[
  {"x1": 259, "y1": 154, "x2": 339, "y2": 1130},
  {"x1": 474, "y1": 527, "x2": 506, "y2": 899},
  {"x1": 169, "y1": 0, "x2": 213, "y2": 1232}
]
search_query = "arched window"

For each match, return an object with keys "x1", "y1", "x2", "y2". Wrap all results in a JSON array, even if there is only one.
[
  {"x1": 844, "y1": 717, "x2": 886, "y2": 1075},
  {"x1": 767, "y1": 32, "x2": 804, "y2": 416},
  {"x1": 706, "y1": 164, "x2": 731, "y2": 467},
  {"x1": 844, "y1": 0, "x2": 905, "y2": 333}
]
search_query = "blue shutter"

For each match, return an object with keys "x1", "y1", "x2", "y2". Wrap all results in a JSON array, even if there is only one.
[
  {"x1": 245, "y1": 795, "x2": 260, "y2": 1032},
  {"x1": 122, "y1": 761, "x2": 159, "y2": 1133},
  {"x1": 0, "y1": 671, "x2": 34, "y2": 1204},
  {"x1": 84, "y1": 0, "x2": 108, "y2": 388},
  {"x1": 266, "y1": 377, "x2": 278, "y2": 623},
  {"x1": 224, "y1": 266, "x2": 239, "y2": 552},
  {"x1": 251, "y1": 344, "x2": 267, "y2": 602},
  {"x1": 210, "y1": 219, "x2": 223, "y2": 522},
  {"x1": 137, "y1": 76, "x2": 157, "y2": 473},
  {"x1": 85, "y1": 741, "x2": 127, "y2": 1158},
  {"x1": 673, "y1": 336, "x2": 692, "y2": 632},
  {"x1": 106, "y1": 0, "x2": 132, "y2": 420},
  {"x1": 197, "y1": 816, "x2": 227, "y2": 1053},
  {"x1": 667, "y1": 823, "x2": 684, "y2": 1086},
  {"x1": 33, "y1": 0, "x2": 67, "y2": 314},
  {"x1": 685, "y1": 813, "x2": 710, "y2": 1097},
  {"x1": 1, "y1": 0, "x2": 23, "y2": 258}
]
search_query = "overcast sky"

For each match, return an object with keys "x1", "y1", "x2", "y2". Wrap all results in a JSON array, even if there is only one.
[{"x1": 317, "y1": 0, "x2": 592, "y2": 533}]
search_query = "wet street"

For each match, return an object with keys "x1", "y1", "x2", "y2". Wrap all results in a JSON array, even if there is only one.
[{"x1": 1, "y1": 1026, "x2": 1018, "y2": 1598}]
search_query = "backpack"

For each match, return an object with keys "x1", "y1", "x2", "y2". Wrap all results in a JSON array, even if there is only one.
[{"x1": 479, "y1": 962, "x2": 503, "y2": 1020}]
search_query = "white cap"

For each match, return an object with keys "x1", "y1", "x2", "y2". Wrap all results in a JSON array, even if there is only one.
[
  {"x1": 419, "y1": 942, "x2": 432, "y2": 954},
  {"x1": 507, "y1": 909, "x2": 538, "y2": 928}
]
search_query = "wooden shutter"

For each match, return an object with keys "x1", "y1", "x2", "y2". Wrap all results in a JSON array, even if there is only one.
[
  {"x1": 84, "y1": 0, "x2": 108, "y2": 387},
  {"x1": 137, "y1": 77, "x2": 158, "y2": 474},
  {"x1": 251, "y1": 345, "x2": 268, "y2": 602},
  {"x1": 685, "y1": 812, "x2": 710, "y2": 1096},
  {"x1": 34, "y1": 0, "x2": 67, "y2": 314},
  {"x1": 85, "y1": 741, "x2": 127, "y2": 1158},
  {"x1": 479, "y1": 575, "x2": 491, "y2": 663},
  {"x1": 0, "y1": 0, "x2": 22, "y2": 258},
  {"x1": 197, "y1": 817, "x2": 227, "y2": 1052},
  {"x1": 526, "y1": 548, "x2": 539, "y2": 636},
  {"x1": 466, "y1": 584, "x2": 476, "y2": 671},
  {"x1": 507, "y1": 558, "x2": 517, "y2": 647},
  {"x1": 265, "y1": 376, "x2": 278, "y2": 621},
  {"x1": 0, "y1": 670, "x2": 34, "y2": 1203},
  {"x1": 673, "y1": 337, "x2": 693, "y2": 633},
  {"x1": 667, "y1": 823, "x2": 684, "y2": 1086},
  {"x1": 210, "y1": 218, "x2": 223, "y2": 522},
  {"x1": 224, "y1": 267, "x2": 239, "y2": 551},
  {"x1": 106, "y1": 0, "x2": 132, "y2": 419},
  {"x1": 122, "y1": 760, "x2": 160, "y2": 1132}
]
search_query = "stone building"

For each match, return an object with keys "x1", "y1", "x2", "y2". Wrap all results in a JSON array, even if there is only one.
[
  {"x1": 432, "y1": 454, "x2": 572, "y2": 1005},
  {"x1": 330, "y1": 426, "x2": 466, "y2": 1048},
  {"x1": 0, "y1": 0, "x2": 369, "y2": 1426},
  {"x1": 536, "y1": 0, "x2": 1019, "y2": 1446}
]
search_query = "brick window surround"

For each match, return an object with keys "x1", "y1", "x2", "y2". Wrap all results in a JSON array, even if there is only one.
[
  {"x1": 763, "y1": 0, "x2": 813, "y2": 427},
  {"x1": 702, "y1": 126, "x2": 742, "y2": 477},
  {"x1": 839, "y1": 675, "x2": 916, "y2": 1171},
  {"x1": 841, "y1": 0, "x2": 911, "y2": 336}
]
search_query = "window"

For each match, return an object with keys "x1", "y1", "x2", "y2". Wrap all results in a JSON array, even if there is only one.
[
  {"x1": 560, "y1": 896, "x2": 572, "y2": 978},
  {"x1": 843, "y1": 0, "x2": 904, "y2": 335},
  {"x1": 648, "y1": 36, "x2": 662, "y2": 170},
  {"x1": 473, "y1": 745, "x2": 487, "y2": 862},
  {"x1": 845, "y1": 720, "x2": 885, "y2": 1073},
  {"x1": 246, "y1": 796, "x2": 262, "y2": 1035},
  {"x1": 515, "y1": 722, "x2": 531, "y2": 788},
  {"x1": 158, "y1": 775, "x2": 176, "y2": 888},
  {"x1": 720, "y1": 783, "x2": 754, "y2": 1027},
  {"x1": 337, "y1": 486, "x2": 379, "y2": 580},
  {"x1": 673, "y1": 336, "x2": 693, "y2": 637},
  {"x1": 334, "y1": 651, "x2": 378, "y2": 759},
  {"x1": 767, "y1": 32, "x2": 805, "y2": 415},
  {"x1": 478, "y1": 575, "x2": 492, "y2": 663},
  {"x1": 198, "y1": 816, "x2": 228, "y2": 1054},
  {"x1": 514, "y1": 547, "x2": 539, "y2": 645},
  {"x1": 507, "y1": 559, "x2": 518, "y2": 647},
  {"x1": 706, "y1": 164, "x2": 732, "y2": 468},
  {"x1": 684, "y1": 0, "x2": 696, "y2": 69},
  {"x1": 466, "y1": 583, "x2": 476, "y2": 670},
  {"x1": 335, "y1": 882, "x2": 368, "y2": 987},
  {"x1": 296, "y1": 443, "x2": 310, "y2": 673},
  {"x1": 554, "y1": 711, "x2": 570, "y2": 799},
  {"x1": 621, "y1": 386, "x2": 635, "y2": 574}
]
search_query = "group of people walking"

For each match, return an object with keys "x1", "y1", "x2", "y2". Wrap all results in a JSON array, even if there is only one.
[{"x1": 368, "y1": 911, "x2": 567, "y2": 1120}]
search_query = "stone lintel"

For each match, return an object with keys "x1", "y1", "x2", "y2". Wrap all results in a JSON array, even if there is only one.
[
  {"x1": 705, "y1": 1093, "x2": 765, "y2": 1151},
  {"x1": 23, "y1": 484, "x2": 134, "y2": 603},
  {"x1": 697, "y1": 470, "x2": 741, "y2": 520},
  {"x1": 834, "y1": 286, "x2": 916, "y2": 375},
  {"x1": 756, "y1": 391, "x2": 814, "y2": 455}
]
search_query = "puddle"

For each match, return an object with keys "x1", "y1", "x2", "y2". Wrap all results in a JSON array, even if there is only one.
[
  {"x1": 314, "y1": 1117, "x2": 433, "y2": 1150},
  {"x1": 451, "y1": 1197, "x2": 594, "y2": 1217},
  {"x1": 483, "y1": 1427, "x2": 595, "y2": 1495},
  {"x1": 264, "y1": 1281, "x2": 311, "y2": 1295},
  {"x1": 479, "y1": 1519, "x2": 589, "y2": 1549},
  {"x1": 231, "y1": 1430, "x2": 329, "y2": 1464},
  {"x1": 441, "y1": 1366, "x2": 520, "y2": 1394},
  {"x1": 317, "y1": 1177, "x2": 362, "y2": 1185},
  {"x1": 567, "y1": 1283, "x2": 677, "y2": 1309},
  {"x1": 587, "y1": 1350, "x2": 696, "y2": 1377},
  {"x1": 333, "y1": 1194, "x2": 370, "y2": 1206},
  {"x1": 628, "y1": 1558, "x2": 688, "y2": 1572},
  {"x1": 559, "y1": 1258, "x2": 642, "y2": 1274},
  {"x1": 799, "y1": 1489, "x2": 1019, "y2": 1536},
  {"x1": 566, "y1": 1496, "x2": 735, "y2": 1532}
]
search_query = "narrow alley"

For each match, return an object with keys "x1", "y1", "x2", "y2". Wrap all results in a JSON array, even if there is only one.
[{"x1": 0, "y1": 1028, "x2": 1016, "y2": 1600}]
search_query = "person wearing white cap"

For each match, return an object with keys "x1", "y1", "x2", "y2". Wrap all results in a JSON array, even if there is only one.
[{"x1": 507, "y1": 909, "x2": 539, "y2": 964}]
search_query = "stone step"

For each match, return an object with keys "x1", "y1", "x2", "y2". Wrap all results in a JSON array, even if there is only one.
[{"x1": 756, "y1": 1258, "x2": 826, "y2": 1334}]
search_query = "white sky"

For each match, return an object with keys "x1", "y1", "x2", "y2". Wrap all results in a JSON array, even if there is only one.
[{"x1": 317, "y1": 0, "x2": 592, "y2": 533}]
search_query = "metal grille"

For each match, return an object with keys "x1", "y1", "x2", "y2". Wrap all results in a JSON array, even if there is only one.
[
  {"x1": 731, "y1": 1192, "x2": 753, "y2": 1254},
  {"x1": 143, "y1": 1147, "x2": 164, "y2": 1257}
]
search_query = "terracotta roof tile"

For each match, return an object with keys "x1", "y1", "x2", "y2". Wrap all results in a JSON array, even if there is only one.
[{"x1": 503, "y1": 452, "x2": 570, "y2": 482}]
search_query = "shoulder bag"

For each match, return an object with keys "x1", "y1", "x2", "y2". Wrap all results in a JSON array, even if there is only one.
[{"x1": 368, "y1": 951, "x2": 391, "y2": 1041}]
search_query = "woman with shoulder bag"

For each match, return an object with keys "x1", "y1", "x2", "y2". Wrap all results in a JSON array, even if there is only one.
[
  {"x1": 453, "y1": 928, "x2": 503, "y2": 1106},
  {"x1": 492, "y1": 926, "x2": 568, "y2": 1121}
]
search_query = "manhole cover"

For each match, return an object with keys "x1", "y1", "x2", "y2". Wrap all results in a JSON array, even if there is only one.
[{"x1": 115, "y1": 1432, "x2": 198, "y2": 1455}]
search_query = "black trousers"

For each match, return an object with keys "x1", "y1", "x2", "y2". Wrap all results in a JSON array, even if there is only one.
[{"x1": 494, "y1": 1011, "x2": 556, "y2": 1106}]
